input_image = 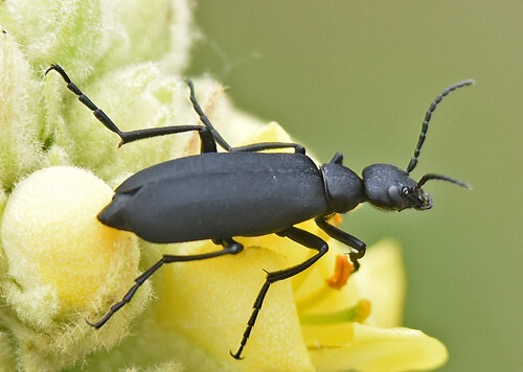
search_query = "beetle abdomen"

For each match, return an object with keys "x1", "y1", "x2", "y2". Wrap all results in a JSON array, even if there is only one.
[{"x1": 99, "y1": 152, "x2": 329, "y2": 243}]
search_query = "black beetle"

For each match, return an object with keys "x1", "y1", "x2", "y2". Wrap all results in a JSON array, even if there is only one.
[{"x1": 46, "y1": 64, "x2": 473, "y2": 359}]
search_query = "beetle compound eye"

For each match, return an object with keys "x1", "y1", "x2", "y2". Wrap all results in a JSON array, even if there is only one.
[{"x1": 387, "y1": 185, "x2": 406, "y2": 209}]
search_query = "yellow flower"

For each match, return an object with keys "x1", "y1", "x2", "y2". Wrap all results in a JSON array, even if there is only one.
[
  {"x1": 298, "y1": 240, "x2": 447, "y2": 372},
  {"x1": 0, "y1": 0, "x2": 448, "y2": 370}
]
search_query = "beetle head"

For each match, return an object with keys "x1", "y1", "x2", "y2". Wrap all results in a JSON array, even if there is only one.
[
  {"x1": 363, "y1": 164, "x2": 425, "y2": 211},
  {"x1": 362, "y1": 164, "x2": 469, "y2": 211}
]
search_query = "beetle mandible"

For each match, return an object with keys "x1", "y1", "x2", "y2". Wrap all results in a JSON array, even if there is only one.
[{"x1": 46, "y1": 64, "x2": 473, "y2": 359}]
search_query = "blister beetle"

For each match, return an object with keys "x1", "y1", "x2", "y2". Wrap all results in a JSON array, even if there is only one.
[{"x1": 46, "y1": 64, "x2": 473, "y2": 359}]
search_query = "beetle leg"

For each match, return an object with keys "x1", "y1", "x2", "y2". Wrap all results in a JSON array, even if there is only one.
[
  {"x1": 315, "y1": 216, "x2": 366, "y2": 271},
  {"x1": 186, "y1": 79, "x2": 234, "y2": 152},
  {"x1": 230, "y1": 227, "x2": 328, "y2": 360},
  {"x1": 45, "y1": 64, "x2": 218, "y2": 151},
  {"x1": 115, "y1": 125, "x2": 218, "y2": 152},
  {"x1": 232, "y1": 142, "x2": 306, "y2": 154},
  {"x1": 87, "y1": 238, "x2": 243, "y2": 329},
  {"x1": 187, "y1": 80, "x2": 308, "y2": 155}
]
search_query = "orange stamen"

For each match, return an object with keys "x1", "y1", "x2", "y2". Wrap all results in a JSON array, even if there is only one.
[
  {"x1": 329, "y1": 213, "x2": 343, "y2": 227},
  {"x1": 326, "y1": 254, "x2": 354, "y2": 289}
]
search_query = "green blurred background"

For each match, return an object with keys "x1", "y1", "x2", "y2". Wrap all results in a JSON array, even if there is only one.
[{"x1": 188, "y1": 2, "x2": 521, "y2": 371}]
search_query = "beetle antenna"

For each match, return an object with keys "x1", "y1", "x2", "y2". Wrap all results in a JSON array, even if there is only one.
[
  {"x1": 417, "y1": 173, "x2": 471, "y2": 189},
  {"x1": 406, "y1": 79, "x2": 475, "y2": 174}
]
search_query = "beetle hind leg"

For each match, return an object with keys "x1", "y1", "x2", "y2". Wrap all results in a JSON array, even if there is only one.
[
  {"x1": 230, "y1": 227, "x2": 328, "y2": 359},
  {"x1": 87, "y1": 238, "x2": 243, "y2": 329},
  {"x1": 45, "y1": 64, "x2": 219, "y2": 152}
]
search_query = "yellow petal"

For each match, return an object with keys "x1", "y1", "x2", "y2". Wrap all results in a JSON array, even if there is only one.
[
  {"x1": 151, "y1": 240, "x2": 315, "y2": 371},
  {"x1": 292, "y1": 239, "x2": 404, "y2": 327},
  {"x1": 307, "y1": 322, "x2": 447, "y2": 372},
  {"x1": 350, "y1": 239, "x2": 406, "y2": 328}
]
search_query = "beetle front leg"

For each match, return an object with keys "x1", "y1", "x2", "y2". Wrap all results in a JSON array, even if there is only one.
[
  {"x1": 315, "y1": 216, "x2": 366, "y2": 271},
  {"x1": 230, "y1": 227, "x2": 328, "y2": 360},
  {"x1": 87, "y1": 238, "x2": 243, "y2": 329}
]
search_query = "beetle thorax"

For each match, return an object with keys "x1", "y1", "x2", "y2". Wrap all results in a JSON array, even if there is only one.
[{"x1": 320, "y1": 162, "x2": 365, "y2": 213}]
